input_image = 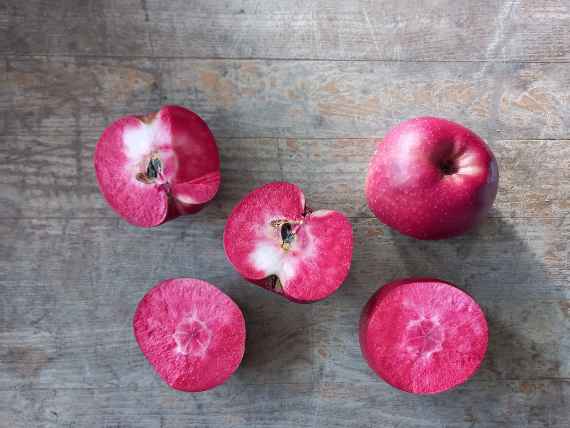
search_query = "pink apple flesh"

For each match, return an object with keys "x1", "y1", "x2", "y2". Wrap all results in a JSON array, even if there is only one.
[
  {"x1": 133, "y1": 278, "x2": 246, "y2": 392},
  {"x1": 366, "y1": 117, "x2": 498, "y2": 239},
  {"x1": 94, "y1": 105, "x2": 220, "y2": 227},
  {"x1": 223, "y1": 182, "x2": 353, "y2": 303},
  {"x1": 359, "y1": 278, "x2": 488, "y2": 394}
]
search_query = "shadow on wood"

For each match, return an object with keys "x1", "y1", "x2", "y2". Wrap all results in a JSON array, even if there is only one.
[
  {"x1": 387, "y1": 213, "x2": 551, "y2": 301},
  {"x1": 229, "y1": 283, "x2": 315, "y2": 385}
]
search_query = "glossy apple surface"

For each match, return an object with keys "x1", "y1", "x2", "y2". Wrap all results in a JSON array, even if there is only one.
[{"x1": 366, "y1": 117, "x2": 498, "y2": 239}]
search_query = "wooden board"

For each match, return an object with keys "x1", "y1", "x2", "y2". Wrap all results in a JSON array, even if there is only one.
[
  {"x1": 3, "y1": 57, "x2": 570, "y2": 140},
  {"x1": 1, "y1": 1, "x2": 569, "y2": 427},
  {"x1": 1, "y1": 217, "x2": 569, "y2": 426},
  {"x1": 2, "y1": 0, "x2": 570, "y2": 62},
  {"x1": 1, "y1": 136, "x2": 569, "y2": 220}
]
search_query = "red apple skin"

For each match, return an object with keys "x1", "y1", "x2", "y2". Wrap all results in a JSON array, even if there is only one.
[
  {"x1": 365, "y1": 117, "x2": 498, "y2": 240},
  {"x1": 94, "y1": 105, "x2": 220, "y2": 228},
  {"x1": 223, "y1": 182, "x2": 353, "y2": 303}
]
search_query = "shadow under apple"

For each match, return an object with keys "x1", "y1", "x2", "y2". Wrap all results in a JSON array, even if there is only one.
[
  {"x1": 229, "y1": 280, "x2": 315, "y2": 386},
  {"x1": 378, "y1": 212, "x2": 564, "y2": 374}
]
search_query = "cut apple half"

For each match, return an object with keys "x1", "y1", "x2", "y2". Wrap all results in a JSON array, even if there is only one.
[
  {"x1": 94, "y1": 105, "x2": 220, "y2": 227},
  {"x1": 359, "y1": 278, "x2": 488, "y2": 394},
  {"x1": 224, "y1": 182, "x2": 353, "y2": 303},
  {"x1": 133, "y1": 278, "x2": 246, "y2": 392}
]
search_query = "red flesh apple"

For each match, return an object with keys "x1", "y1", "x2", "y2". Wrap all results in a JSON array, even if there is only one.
[
  {"x1": 359, "y1": 278, "x2": 488, "y2": 394},
  {"x1": 366, "y1": 117, "x2": 498, "y2": 239},
  {"x1": 224, "y1": 182, "x2": 353, "y2": 303},
  {"x1": 94, "y1": 105, "x2": 220, "y2": 227},
  {"x1": 133, "y1": 278, "x2": 246, "y2": 392}
]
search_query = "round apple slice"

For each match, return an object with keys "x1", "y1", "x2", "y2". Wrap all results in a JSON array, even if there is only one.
[
  {"x1": 223, "y1": 182, "x2": 353, "y2": 303},
  {"x1": 360, "y1": 278, "x2": 488, "y2": 394},
  {"x1": 94, "y1": 105, "x2": 220, "y2": 227},
  {"x1": 133, "y1": 278, "x2": 246, "y2": 392}
]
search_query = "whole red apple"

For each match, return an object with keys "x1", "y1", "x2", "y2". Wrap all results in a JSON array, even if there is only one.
[
  {"x1": 94, "y1": 105, "x2": 220, "y2": 227},
  {"x1": 365, "y1": 117, "x2": 498, "y2": 239}
]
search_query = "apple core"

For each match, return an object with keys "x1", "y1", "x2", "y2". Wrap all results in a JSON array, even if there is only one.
[
  {"x1": 94, "y1": 105, "x2": 221, "y2": 227},
  {"x1": 224, "y1": 182, "x2": 353, "y2": 303}
]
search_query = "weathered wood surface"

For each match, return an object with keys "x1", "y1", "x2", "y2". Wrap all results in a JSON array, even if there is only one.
[
  {"x1": 3, "y1": 57, "x2": 570, "y2": 139},
  {"x1": 0, "y1": 217, "x2": 569, "y2": 427},
  {"x1": 1, "y1": 1, "x2": 570, "y2": 427},
  {"x1": 1, "y1": 136, "x2": 569, "y2": 220},
  {"x1": 1, "y1": 381, "x2": 569, "y2": 427},
  {"x1": 2, "y1": 0, "x2": 570, "y2": 62}
]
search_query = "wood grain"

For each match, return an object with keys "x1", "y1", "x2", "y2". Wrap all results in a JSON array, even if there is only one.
[
  {"x1": 1, "y1": 135, "x2": 568, "y2": 220},
  {"x1": 1, "y1": 217, "x2": 568, "y2": 424},
  {"x1": 3, "y1": 57, "x2": 570, "y2": 139},
  {"x1": 2, "y1": 1, "x2": 570, "y2": 426},
  {"x1": 1, "y1": 381, "x2": 569, "y2": 427},
  {"x1": 0, "y1": 218, "x2": 568, "y2": 391},
  {"x1": 2, "y1": 0, "x2": 570, "y2": 62}
]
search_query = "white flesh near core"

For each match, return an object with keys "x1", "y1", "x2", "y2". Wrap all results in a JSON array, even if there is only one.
[
  {"x1": 247, "y1": 210, "x2": 326, "y2": 288},
  {"x1": 122, "y1": 116, "x2": 176, "y2": 186}
]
